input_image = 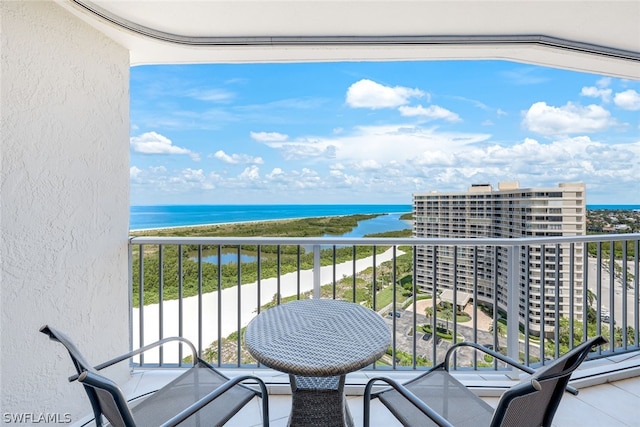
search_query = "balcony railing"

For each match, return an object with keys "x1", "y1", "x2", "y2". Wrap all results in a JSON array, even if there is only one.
[{"x1": 129, "y1": 234, "x2": 639, "y2": 373}]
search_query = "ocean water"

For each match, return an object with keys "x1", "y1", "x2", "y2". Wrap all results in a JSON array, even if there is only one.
[
  {"x1": 130, "y1": 204, "x2": 638, "y2": 231},
  {"x1": 130, "y1": 204, "x2": 412, "y2": 231},
  {"x1": 587, "y1": 204, "x2": 640, "y2": 211}
]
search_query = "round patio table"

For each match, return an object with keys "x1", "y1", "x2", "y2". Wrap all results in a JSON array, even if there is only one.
[{"x1": 244, "y1": 298, "x2": 391, "y2": 427}]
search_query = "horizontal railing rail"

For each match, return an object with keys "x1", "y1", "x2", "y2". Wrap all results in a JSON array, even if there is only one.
[{"x1": 129, "y1": 233, "x2": 640, "y2": 373}]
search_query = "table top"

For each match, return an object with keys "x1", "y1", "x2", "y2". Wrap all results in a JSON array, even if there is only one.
[{"x1": 244, "y1": 299, "x2": 391, "y2": 377}]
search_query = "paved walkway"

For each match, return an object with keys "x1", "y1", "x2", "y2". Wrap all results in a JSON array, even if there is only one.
[{"x1": 405, "y1": 298, "x2": 494, "y2": 331}]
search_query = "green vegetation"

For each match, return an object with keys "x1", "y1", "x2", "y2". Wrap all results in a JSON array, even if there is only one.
[
  {"x1": 131, "y1": 215, "x2": 413, "y2": 307},
  {"x1": 190, "y1": 327, "x2": 257, "y2": 366},
  {"x1": 132, "y1": 243, "x2": 386, "y2": 306},
  {"x1": 385, "y1": 347, "x2": 431, "y2": 367},
  {"x1": 545, "y1": 313, "x2": 634, "y2": 358},
  {"x1": 419, "y1": 324, "x2": 464, "y2": 341},
  {"x1": 132, "y1": 214, "x2": 380, "y2": 238},
  {"x1": 371, "y1": 281, "x2": 407, "y2": 309},
  {"x1": 587, "y1": 209, "x2": 640, "y2": 234},
  {"x1": 424, "y1": 301, "x2": 471, "y2": 329},
  {"x1": 587, "y1": 240, "x2": 637, "y2": 260}
]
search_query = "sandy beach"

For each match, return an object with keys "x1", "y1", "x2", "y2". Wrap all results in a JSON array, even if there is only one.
[{"x1": 133, "y1": 247, "x2": 402, "y2": 362}]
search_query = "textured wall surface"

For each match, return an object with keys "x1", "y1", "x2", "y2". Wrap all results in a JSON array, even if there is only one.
[{"x1": 1, "y1": 0, "x2": 130, "y2": 420}]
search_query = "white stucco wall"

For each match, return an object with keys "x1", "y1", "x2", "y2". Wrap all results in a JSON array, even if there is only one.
[{"x1": 1, "y1": 1, "x2": 130, "y2": 421}]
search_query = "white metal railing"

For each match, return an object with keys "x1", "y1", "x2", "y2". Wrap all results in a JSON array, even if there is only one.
[{"x1": 129, "y1": 234, "x2": 640, "y2": 372}]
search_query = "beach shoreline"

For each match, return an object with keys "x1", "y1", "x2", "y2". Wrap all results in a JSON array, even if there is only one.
[
  {"x1": 130, "y1": 214, "x2": 365, "y2": 233},
  {"x1": 130, "y1": 204, "x2": 413, "y2": 232}
]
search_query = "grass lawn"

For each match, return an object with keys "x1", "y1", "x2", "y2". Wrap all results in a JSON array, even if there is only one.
[{"x1": 375, "y1": 284, "x2": 409, "y2": 309}]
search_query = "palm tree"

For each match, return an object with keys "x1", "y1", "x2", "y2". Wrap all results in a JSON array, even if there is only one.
[
  {"x1": 489, "y1": 319, "x2": 507, "y2": 338},
  {"x1": 440, "y1": 306, "x2": 454, "y2": 333},
  {"x1": 586, "y1": 289, "x2": 596, "y2": 307},
  {"x1": 424, "y1": 306, "x2": 434, "y2": 324},
  {"x1": 585, "y1": 289, "x2": 598, "y2": 323}
]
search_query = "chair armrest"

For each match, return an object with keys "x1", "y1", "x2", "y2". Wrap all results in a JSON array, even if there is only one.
[
  {"x1": 533, "y1": 335, "x2": 607, "y2": 396},
  {"x1": 159, "y1": 375, "x2": 270, "y2": 427},
  {"x1": 444, "y1": 341, "x2": 607, "y2": 396},
  {"x1": 363, "y1": 377, "x2": 454, "y2": 427},
  {"x1": 69, "y1": 337, "x2": 198, "y2": 382}
]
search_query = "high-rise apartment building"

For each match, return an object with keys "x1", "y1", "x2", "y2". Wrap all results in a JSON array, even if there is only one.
[{"x1": 413, "y1": 182, "x2": 586, "y2": 336}]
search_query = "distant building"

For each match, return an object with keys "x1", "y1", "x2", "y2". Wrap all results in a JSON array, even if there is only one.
[{"x1": 413, "y1": 182, "x2": 586, "y2": 336}]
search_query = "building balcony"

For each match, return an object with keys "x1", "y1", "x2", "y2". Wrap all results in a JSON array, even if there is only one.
[
  {"x1": 112, "y1": 233, "x2": 640, "y2": 426},
  {"x1": 86, "y1": 353, "x2": 639, "y2": 426}
]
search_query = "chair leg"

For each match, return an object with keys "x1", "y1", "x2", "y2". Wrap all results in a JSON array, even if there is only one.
[
  {"x1": 255, "y1": 378, "x2": 270, "y2": 427},
  {"x1": 363, "y1": 378, "x2": 380, "y2": 427}
]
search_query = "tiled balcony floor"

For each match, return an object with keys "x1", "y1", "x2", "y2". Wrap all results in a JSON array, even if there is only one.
[
  {"x1": 262, "y1": 378, "x2": 640, "y2": 427},
  {"x1": 100, "y1": 352, "x2": 640, "y2": 427}
]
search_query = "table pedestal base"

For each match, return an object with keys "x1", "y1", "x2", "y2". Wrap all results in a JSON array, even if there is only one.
[{"x1": 288, "y1": 375, "x2": 354, "y2": 427}]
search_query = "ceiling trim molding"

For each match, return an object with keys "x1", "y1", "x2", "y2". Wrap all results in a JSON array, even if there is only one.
[{"x1": 72, "y1": 0, "x2": 639, "y2": 63}]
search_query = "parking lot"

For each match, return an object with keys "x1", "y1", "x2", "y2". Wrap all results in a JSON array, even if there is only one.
[{"x1": 383, "y1": 305, "x2": 500, "y2": 366}]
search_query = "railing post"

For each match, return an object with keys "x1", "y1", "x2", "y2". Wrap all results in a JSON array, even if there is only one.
[
  {"x1": 313, "y1": 244, "x2": 321, "y2": 299},
  {"x1": 128, "y1": 239, "x2": 133, "y2": 356},
  {"x1": 506, "y1": 245, "x2": 521, "y2": 379}
]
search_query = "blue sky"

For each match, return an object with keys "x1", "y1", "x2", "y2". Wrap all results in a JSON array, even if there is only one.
[{"x1": 130, "y1": 61, "x2": 639, "y2": 206}]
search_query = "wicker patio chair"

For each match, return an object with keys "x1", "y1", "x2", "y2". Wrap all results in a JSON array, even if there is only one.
[
  {"x1": 41, "y1": 325, "x2": 269, "y2": 427},
  {"x1": 364, "y1": 335, "x2": 606, "y2": 427}
]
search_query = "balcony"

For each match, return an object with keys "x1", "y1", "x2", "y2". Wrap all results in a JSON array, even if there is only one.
[
  {"x1": 119, "y1": 233, "x2": 640, "y2": 426},
  {"x1": 102, "y1": 357, "x2": 640, "y2": 426},
  {"x1": 4, "y1": 1, "x2": 639, "y2": 422}
]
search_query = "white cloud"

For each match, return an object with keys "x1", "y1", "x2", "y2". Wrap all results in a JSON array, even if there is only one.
[
  {"x1": 130, "y1": 166, "x2": 216, "y2": 195},
  {"x1": 130, "y1": 166, "x2": 142, "y2": 179},
  {"x1": 354, "y1": 159, "x2": 382, "y2": 171},
  {"x1": 250, "y1": 131, "x2": 289, "y2": 142},
  {"x1": 345, "y1": 79, "x2": 425, "y2": 109},
  {"x1": 132, "y1": 136, "x2": 640, "y2": 205},
  {"x1": 173, "y1": 168, "x2": 214, "y2": 190},
  {"x1": 411, "y1": 151, "x2": 457, "y2": 167},
  {"x1": 614, "y1": 90, "x2": 640, "y2": 111},
  {"x1": 580, "y1": 86, "x2": 612, "y2": 103},
  {"x1": 398, "y1": 104, "x2": 461, "y2": 122},
  {"x1": 394, "y1": 136, "x2": 640, "y2": 199},
  {"x1": 522, "y1": 102, "x2": 615, "y2": 135},
  {"x1": 261, "y1": 124, "x2": 489, "y2": 163},
  {"x1": 178, "y1": 168, "x2": 207, "y2": 183},
  {"x1": 187, "y1": 88, "x2": 235, "y2": 102},
  {"x1": 260, "y1": 138, "x2": 338, "y2": 160},
  {"x1": 266, "y1": 168, "x2": 285, "y2": 180},
  {"x1": 239, "y1": 165, "x2": 260, "y2": 180},
  {"x1": 260, "y1": 167, "x2": 324, "y2": 190},
  {"x1": 130, "y1": 131, "x2": 200, "y2": 160},
  {"x1": 213, "y1": 150, "x2": 264, "y2": 164}
]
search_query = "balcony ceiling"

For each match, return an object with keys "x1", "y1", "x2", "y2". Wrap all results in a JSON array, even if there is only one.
[{"x1": 58, "y1": 0, "x2": 640, "y2": 78}]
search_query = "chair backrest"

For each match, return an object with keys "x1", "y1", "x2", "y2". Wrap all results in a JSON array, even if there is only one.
[
  {"x1": 490, "y1": 335, "x2": 606, "y2": 427},
  {"x1": 40, "y1": 325, "x2": 96, "y2": 375},
  {"x1": 40, "y1": 325, "x2": 135, "y2": 427}
]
